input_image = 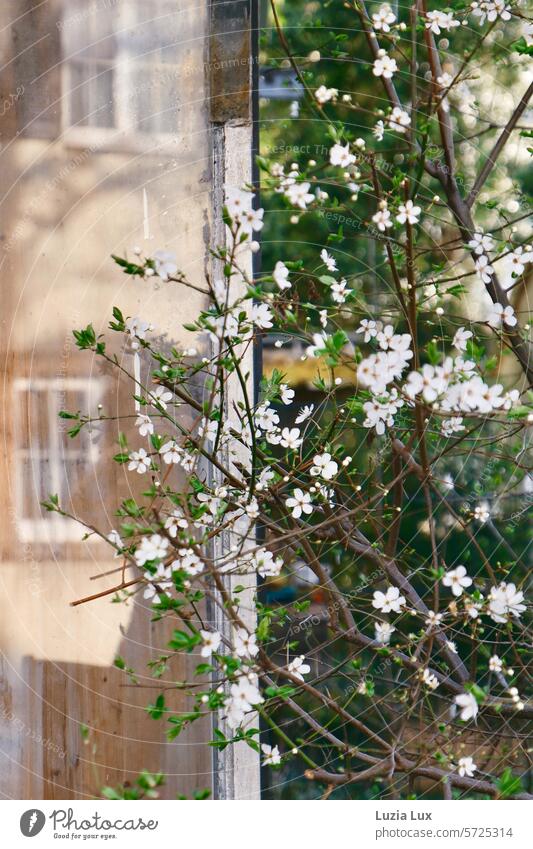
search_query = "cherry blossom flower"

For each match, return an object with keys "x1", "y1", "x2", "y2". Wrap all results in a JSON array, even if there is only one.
[
  {"x1": 320, "y1": 249, "x2": 337, "y2": 271},
  {"x1": 441, "y1": 417, "x2": 465, "y2": 437},
  {"x1": 373, "y1": 120, "x2": 385, "y2": 141},
  {"x1": 457, "y1": 756, "x2": 477, "y2": 777},
  {"x1": 372, "y1": 585, "x2": 406, "y2": 613},
  {"x1": 173, "y1": 548, "x2": 204, "y2": 576},
  {"x1": 153, "y1": 250, "x2": 177, "y2": 281},
  {"x1": 279, "y1": 427, "x2": 303, "y2": 450},
  {"x1": 372, "y1": 4, "x2": 396, "y2": 32},
  {"x1": 149, "y1": 385, "x2": 173, "y2": 410},
  {"x1": 255, "y1": 403, "x2": 280, "y2": 432},
  {"x1": 160, "y1": 440, "x2": 182, "y2": 465},
  {"x1": 329, "y1": 143, "x2": 356, "y2": 168},
  {"x1": 474, "y1": 503, "x2": 490, "y2": 522},
  {"x1": 273, "y1": 260, "x2": 291, "y2": 290},
  {"x1": 425, "y1": 611, "x2": 443, "y2": 628},
  {"x1": 285, "y1": 488, "x2": 313, "y2": 519},
  {"x1": 425, "y1": 10, "x2": 460, "y2": 34},
  {"x1": 388, "y1": 107, "x2": 411, "y2": 133},
  {"x1": 357, "y1": 319, "x2": 380, "y2": 341},
  {"x1": 372, "y1": 206, "x2": 393, "y2": 231},
  {"x1": 254, "y1": 549, "x2": 283, "y2": 578},
  {"x1": 225, "y1": 188, "x2": 249, "y2": 221},
  {"x1": 475, "y1": 254, "x2": 493, "y2": 284},
  {"x1": 164, "y1": 510, "x2": 188, "y2": 538},
  {"x1": 442, "y1": 565, "x2": 473, "y2": 597},
  {"x1": 421, "y1": 668, "x2": 439, "y2": 690},
  {"x1": 240, "y1": 205, "x2": 264, "y2": 235},
  {"x1": 200, "y1": 630, "x2": 222, "y2": 657},
  {"x1": 373, "y1": 51, "x2": 398, "y2": 79},
  {"x1": 396, "y1": 200, "x2": 421, "y2": 225},
  {"x1": 315, "y1": 85, "x2": 338, "y2": 105},
  {"x1": 508, "y1": 246, "x2": 532, "y2": 277},
  {"x1": 280, "y1": 384, "x2": 295, "y2": 405},
  {"x1": 261, "y1": 744, "x2": 281, "y2": 766},
  {"x1": 488, "y1": 583, "x2": 526, "y2": 624},
  {"x1": 489, "y1": 655, "x2": 503, "y2": 673},
  {"x1": 295, "y1": 404, "x2": 314, "y2": 424},
  {"x1": 375, "y1": 621, "x2": 395, "y2": 644},
  {"x1": 470, "y1": 0, "x2": 511, "y2": 26},
  {"x1": 453, "y1": 327, "x2": 472, "y2": 352},
  {"x1": 234, "y1": 628, "x2": 259, "y2": 657},
  {"x1": 107, "y1": 529, "x2": 123, "y2": 554},
  {"x1": 128, "y1": 448, "x2": 151, "y2": 474},
  {"x1": 468, "y1": 232, "x2": 494, "y2": 255},
  {"x1": 306, "y1": 332, "x2": 329, "y2": 357},
  {"x1": 287, "y1": 655, "x2": 311, "y2": 681},
  {"x1": 363, "y1": 392, "x2": 404, "y2": 435},
  {"x1": 454, "y1": 692, "x2": 479, "y2": 722},
  {"x1": 405, "y1": 364, "x2": 447, "y2": 402},
  {"x1": 285, "y1": 181, "x2": 315, "y2": 209},
  {"x1": 143, "y1": 580, "x2": 173, "y2": 603},
  {"x1": 310, "y1": 452, "x2": 338, "y2": 480},
  {"x1": 125, "y1": 317, "x2": 151, "y2": 349},
  {"x1": 135, "y1": 414, "x2": 154, "y2": 437},
  {"x1": 256, "y1": 467, "x2": 275, "y2": 492},
  {"x1": 331, "y1": 278, "x2": 352, "y2": 303},
  {"x1": 252, "y1": 303, "x2": 274, "y2": 329},
  {"x1": 134, "y1": 534, "x2": 169, "y2": 567},
  {"x1": 487, "y1": 302, "x2": 517, "y2": 328},
  {"x1": 227, "y1": 676, "x2": 263, "y2": 727}
]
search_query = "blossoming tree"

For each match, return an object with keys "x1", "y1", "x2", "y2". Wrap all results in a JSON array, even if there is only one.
[{"x1": 50, "y1": 0, "x2": 532, "y2": 799}]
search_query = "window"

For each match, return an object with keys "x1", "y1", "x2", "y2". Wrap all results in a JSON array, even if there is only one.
[
  {"x1": 13, "y1": 377, "x2": 106, "y2": 543},
  {"x1": 61, "y1": 0, "x2": 183, "y2": 148}
]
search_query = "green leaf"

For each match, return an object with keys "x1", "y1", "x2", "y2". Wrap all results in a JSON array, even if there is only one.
[
  {"x1": 496, "y1": 768, "x2": 523, "y2": 799},
  {"x1": 147, "y1": 694, "x2": 166, "y2": 720},
  {"x1": 168, "y1": 630, "x2": 201, "y2": 653}
]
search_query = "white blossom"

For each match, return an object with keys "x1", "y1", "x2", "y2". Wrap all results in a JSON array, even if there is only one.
[
  {"x1": 488, "y1": 583, "x2": 526, "y2": 624},
  {"x1": 329, "y1": 143, "x2": 356, "y2": 168},
  {"x1": 442, "y1": 565, "x2": 473, "y2": 597},
  {"x1": 315, "y1": 85, "x2": 338, "y2": 105},
  {"x1": 310, "y1": 452, "x2": 338, "y2": 480},
  {"x1": 475, "y1": 254, "x2": 493, "y2": 284},
  {"x1": 252, "y1": 303, "x2": 274, "y2": 329},
  {"x1": 285, "y1": 488, "x2": 313, "y2": 519},
  {"x1": 160, "y1": 440, "x2": 182, "y2": 465},
  {"x1": 234, "y1": 628, "x2": 259, "y2": 657},
  {"x1": 295, "y1": 404, "x2": 314, "y2": 424},
  {"x1": 468, "y1": 232, "x2": 494, "y2": 255},
  {"x1": 135, "y1": 414, "x2": 154, "y2": 437},
  {"x1": 279, "y1": 427, "x2": 303, "y2": 450},
  {"x1": 372, "y1": 585, "x2": 406, "y2": 613},
  {"x1": 373, "y1": 52, "x2": 398, "y2": 79},
  {"x1": 457, "y1": 756, "x2": 477, "y2": 777},
  {"x1": 287, "y1": 655, "x2": 311, "y2": 681},
  {"x1": 285, "y1": 181, "x2": 315, "y2": 209},
  {"x1": 425, "y1": 10, "x2": 460, "y2": 34},
  {"x1": 487, "y1": 302, "x2": 517, "y2": 328},
  {"x1": 375, "y1": 621, "x2": 395, "y2": 644},
  {"x1": 372, "y1": 5, "x2": 396, "y2": 32},
  {"x1": 396, "y1": 200, "x2": 421, "y2": 225},
  {"x1": 261, "y1": 744, "x2": 281, "y2": 766},
  {"x1": 452, "y1": 327, "x2": 472, "y2": 352},
  {"x1": 454, "y1": 692, "x2": 479, "y2": 722},
  {"x1": 128, "y1": 448, "x2": 151, "y2": 474},
  {"x1": 388, "y1": 107, "x2": 411, "y2": 133},
  {"x1": 200, "y1": 630, "x2": 221, "y2": 657},
  {"x1": 320, "y1": 249, "x2": 337, "y2": 271},
  {"x1": 273, "y1": 261, "x2": 291, "y2": 290},
  {"x1": 153, "y1": 250, "x2": 177, "y2": 281},
  {"x1": 135, "y1": 534, "x2": 169, "y2": 567}
]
